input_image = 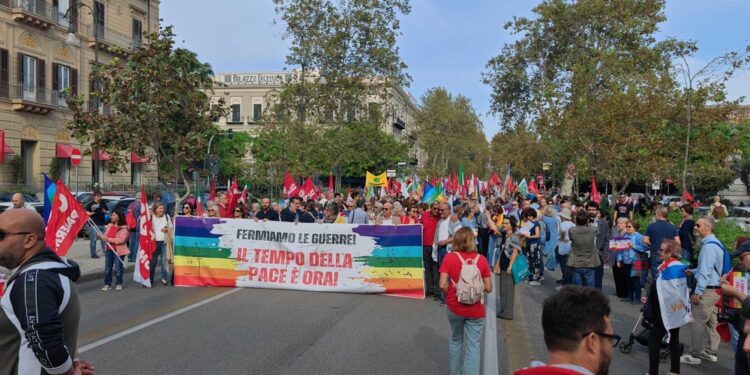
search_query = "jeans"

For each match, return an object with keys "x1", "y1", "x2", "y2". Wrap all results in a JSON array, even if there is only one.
[
  {"x1": 556, "y1": 252, "x2": 571, "y2": 285},
  {"x1": 89, "y1": 224, "x2": 105, "y2": 257},
  {"x1": 422, "y1": 245, "x2": 438, "y2": 296},
  {"x1": 437, "y1": 246, "x2": 448, "y2": 302},
  {"x1": 572, "y1": 267, "x2": 596, "y2": 287},
  {"x1": 544, "y1": 242, "x2": 557, "y2": 271},
  {"x1": 628, "y1": 276, "x2": 642, "y2": 301},
  {"x1": 128, "y1": 230, "x2": 139, "y2": 262},
  {"x1": 149, "y1": 241, "x2": 168, "y2": 284},
  {"x1": 447, "y1": 309, "x2": 484, "y2": 375},
  {"x1": 104, "y1": 250, "x2": 125, "y2": 286}
]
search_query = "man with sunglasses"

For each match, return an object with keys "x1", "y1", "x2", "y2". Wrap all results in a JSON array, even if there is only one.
[
  {"x1": 0, "y1": 209, "x2": 95, "y2": 375},
  {"x1": 515, "y1": 286, "x2": 615, "y2": 375}
]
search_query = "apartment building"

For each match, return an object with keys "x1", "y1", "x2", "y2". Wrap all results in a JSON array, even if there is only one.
[
  {"x1": 0, "y1": 0, "x2": 159, "y2": 191},
  {"x1": 211, "y1": 71, "x2": 422, "y2": 167}
]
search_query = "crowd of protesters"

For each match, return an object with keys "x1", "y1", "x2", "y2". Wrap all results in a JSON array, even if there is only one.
[{"x1": 71, "y1": 183, "x2": 750, "y2": 374}]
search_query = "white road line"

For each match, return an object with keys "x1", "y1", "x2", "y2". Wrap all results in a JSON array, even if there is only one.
[
  {"x1": 79, "y1": 288, "x2": 241, "y2": 353},
  {"x1": 484, "y1": 283, "x2": 499, "y2": 375}
]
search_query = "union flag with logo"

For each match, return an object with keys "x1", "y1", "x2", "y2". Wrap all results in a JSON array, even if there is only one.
[{"x1": 45, "y1": 181, "x2": 89, "y2": 256}]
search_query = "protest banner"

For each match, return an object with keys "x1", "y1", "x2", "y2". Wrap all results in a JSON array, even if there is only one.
[{"x1": 172, "y1": 217, "x2": 425, "y2": 299}]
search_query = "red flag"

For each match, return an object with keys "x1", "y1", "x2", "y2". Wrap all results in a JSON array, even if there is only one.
[
  {"x1": 313, "y1": 184, "x2": 322, "y2": 200},
  {"x1": 134, "y1": 185, "x2": 156, "y2": 288},
  {"x1": 222, "y1": 178, "x2": 239, "y2": 218},
  {"x1": 490, "y1": 172, "x2": 501, "y2": 187},
  {"x1": 240, "y1": 184, "x2": 248, "y2": 206},
  {"x1": 300, "y1": 177, "x2": 316, "y2": 201},
  {"x1": 528, "y1": 179, "x2": 539, "y2": 195},
  {"x1": 196, "y1": 195, "x2": 203, "y2": 216},
  {"x1": 45, "y1": 181, "x2": 89, "y2": 256},
  {"x1": 682, "y1": 190, "x2": 694, "y2": 205},
  {"x1": 283, "y1": 171, "x2": 299, "y2": 197},
  {"x1": 209, "y1": 178, "x2": 216, "y2": 201},
  {"x1": 590, "y1": 176, "x2": 601, "y2": 203},
  {"x1": 328, "y1": 173, "x2": 334, "y2": 193}
]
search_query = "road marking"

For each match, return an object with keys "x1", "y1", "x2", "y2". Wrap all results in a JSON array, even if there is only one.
[
  {"x1": 79, "y1": 288, "x2": 241, "y2": 353},
  {"x1": 504, "y1": 285, "x2": 533, "y2": 372},
  {"x1": 484, "y1": 282, "x2": 499, "y2": 375}
]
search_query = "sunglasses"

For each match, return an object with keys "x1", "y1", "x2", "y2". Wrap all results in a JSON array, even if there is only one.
[
  {"x1": 207, "y1": 209, "x2": 216, "y2": 212},
  {"x1": 234, "y1": 210, "x2": 242, "y2": 213},
  {"x1": 626, "y1": 225, "x2": 633, "y2": 228},
  {"x1": 583, "y1": 332, "x2": 621, "y2": 347},
  {"x1": 183, "y1": 206, "x2": 191, "y2": 210},
  {"x1": 0, "y1": 230, "x2": 32, "y2": 241},
  {"x1": 695, "y1": 224, "x2": 702, "y2": 228}
]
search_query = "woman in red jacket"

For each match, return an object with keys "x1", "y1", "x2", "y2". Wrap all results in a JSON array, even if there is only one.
[
  {"x1": 439, "y1": 227, "x2": 492, "y2": 375},
  {"x1": 98, "y1": 209, "x2": 130, "y2": 291}
]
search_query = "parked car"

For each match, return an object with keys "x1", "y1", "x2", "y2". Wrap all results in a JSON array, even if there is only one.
[
  {"x1": 0, "y1": 202, "x2": 44, "y2": 216},
  {"x1": 726, "y1": 207, "x2": 750, "y2": 232},
  {"x1": 0, "y1": 193, "x2": 38, "y2": 203}
]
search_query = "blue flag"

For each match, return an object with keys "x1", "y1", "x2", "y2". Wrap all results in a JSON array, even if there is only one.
[
  {"x1": 43, "y1": 174, "x2": 56, "y2": 224},
  {"x1": 422, "y1": 182, "x2": 438, "y2": 203}
]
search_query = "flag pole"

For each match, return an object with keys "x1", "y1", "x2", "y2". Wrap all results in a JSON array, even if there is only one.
[{"x1": 88, "y1": 218, "x2": 126, "y2": 266}]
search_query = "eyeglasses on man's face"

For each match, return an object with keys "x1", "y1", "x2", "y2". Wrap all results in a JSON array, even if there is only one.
[
  {"x1": 582, "y1": 331, "x2": 620, "y2": 347},
  {"x1": 0, "y1": 230, "x2": 31, "y2": 241}
]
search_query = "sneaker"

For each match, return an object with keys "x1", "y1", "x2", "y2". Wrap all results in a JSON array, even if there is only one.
[
  {"x1": 529, "y1": 281, "x2": 541, "y2": 286},
  {"x1": 161, "y1": 279, "x2": 168, "y2": 286},
  {"x1": 91, "y1": 255, "x2": 100, "y2": 259},
  {"x1": 555, "y1": 285, "x2": 563, "y2": 291},
  {"x1": 680, "y1": 354, "x2": 702, "y2": 365},
  {"x1": 694, "y1": 349, "x2": 718, "y2": 362},
  {"x1": 538, "y1": 276, "x2": 544, "y2": 282},
  {"x1": 115, "y1": 285, "x2": 123, "y2": 291},
  {"x1": 439, "y1": 299, "x2": 446, "y2": 306},
  {"x1": 101, "y1": 285, "x2": 111, "y2": 291}
]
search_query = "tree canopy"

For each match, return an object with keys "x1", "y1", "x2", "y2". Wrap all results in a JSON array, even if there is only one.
[{"x1": 66, "y1": 26, "x2": 226, "y2": 187}]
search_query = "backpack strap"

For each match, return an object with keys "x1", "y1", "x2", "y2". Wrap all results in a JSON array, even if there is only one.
[
  {"x1": 455, "y1": 252, "x2": 465, "y2": 264},
  {"x1": 703, "y1": 240, "x2": 725, "y2": 275}
]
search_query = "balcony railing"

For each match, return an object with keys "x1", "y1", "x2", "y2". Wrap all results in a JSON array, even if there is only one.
[
  {"x1": 85, "y1": 24, "x2": 137, "y2": 53},
  {"x1": 10, "y1": 82, "x2": 59, "y2": 113},
  {"x1": 226, "y1": 115, "x2": 246, "y2": 125},
  {"x1": 11, "y1": 0, "x2": 54, "y2": 29}
]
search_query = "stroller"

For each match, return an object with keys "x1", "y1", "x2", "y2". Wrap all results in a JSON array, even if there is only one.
[{"x1": 618, "y1": 312, "x2": 681, "y2": 363}]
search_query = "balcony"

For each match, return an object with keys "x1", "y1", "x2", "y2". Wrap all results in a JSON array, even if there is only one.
[
  {"x1": 226, "y1": 115, "x2": 246, "y2": 125},
  {"x1": 393, "y1": 117, "x2": 406, "y2": 130},
  {"x1": 11, "y1": 0, "x2": 54, "y2": 30},
  {"x1": 85, "y1": 24, "x2": 136, "y2": 56},
  {"x1": 10, "y1": 82, "x2": 59, "y2": 114}
]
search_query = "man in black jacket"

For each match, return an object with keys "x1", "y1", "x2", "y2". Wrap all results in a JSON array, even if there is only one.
[
  {"x1": 0, "y1": 209, "x2": 94, "y2": 375},
  {"x1": 281, "y1": 197, "x2": 301, "y2": 222},
  {"x1": 255, "y1": 198, "x2": 279, "y2": 222}
]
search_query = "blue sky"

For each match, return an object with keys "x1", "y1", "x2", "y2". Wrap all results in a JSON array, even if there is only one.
[{"x1": 162, "y1": 0, "x2": 750, "y2": 140}]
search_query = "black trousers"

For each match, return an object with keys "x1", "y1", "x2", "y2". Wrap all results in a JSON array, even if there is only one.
[
  {"x1": 736, "y1": 329, "x2": 749, "y2": 375},
  {"x1": 613, "y1": 263, "x2": 631, "y2": 298},
  {"x1": 648, "y1": 322, "x2": 680, "y2": 375},
  {"x1": 422, "y1": 245, "x2": 438, "y2": 296},
  {"x1": 478, "y1": 228, "x2": 490, "y2": 258}
]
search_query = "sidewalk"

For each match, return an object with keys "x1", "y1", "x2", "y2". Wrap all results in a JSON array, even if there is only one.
[{"x1": 0, "y1": 238, "x2": 134, "y2": 283}]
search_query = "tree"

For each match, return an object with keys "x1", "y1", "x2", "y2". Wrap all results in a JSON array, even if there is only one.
[
  {"x1": 415, "y1": 87, "x2": 488, "y2": 177},
  {"x1": 215, "y1": 132, "x2": 253, "y2": 181},
  {"x1": 482, "y1": 0, "x2": 744, "y2": 194},
  {"x1": 270, "y1": 0, "x2": 412, "y2": 188},
  {"x1": 66, "y1": 26, "x2": 226, "y2": 209},
  {"x1": 489, "y1": 125, "x2": 548, "y2": 179}
]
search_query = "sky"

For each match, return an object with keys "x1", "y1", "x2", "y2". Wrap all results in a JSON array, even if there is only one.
[{"x1": 161, "y1": 0, "x2": 750, "y2": 140}]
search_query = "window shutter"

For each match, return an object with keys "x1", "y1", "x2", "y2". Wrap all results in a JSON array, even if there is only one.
[
  {"x1": 70, "y1": 0, "x2": 78, "y2": 33},
  {"x1": 18, "y1": 53, "x2": 24, "y2": 84},
  {"x1": 71, "y1": 68, "x2": 78, "y2": 96},
  {"x1": 0, "y1": 49, "x2": 8, "y2": 98},
  {"x1": 37, "y1": 59, "x2": 45, "y2": 101},
  {"x1": 52, "y1": 63, "x2": 59, "y2": 91}
]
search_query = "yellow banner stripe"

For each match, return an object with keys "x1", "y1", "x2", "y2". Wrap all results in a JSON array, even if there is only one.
[
  {"x1": 362, "y1": 267, "x2": 424, "y2": 279},
  {"x1": 174, "y1": 256, "x2": 238, "y2": 269}
]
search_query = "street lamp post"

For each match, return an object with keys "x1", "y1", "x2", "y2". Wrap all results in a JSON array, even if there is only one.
[
  {"x1": 206, "y1": 130, "x2": 233, "y2": 187},
  {"x1": 64, "y1": 3, "x2": 100, "y2": 187}
]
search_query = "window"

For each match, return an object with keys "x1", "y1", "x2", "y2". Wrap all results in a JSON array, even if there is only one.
[
  {"x1": 0, "y1": 49, "x2": 8, "y2": 98},
  {"x1": 53, "y1": 0, "x2": 70, "y2": 28},
  {"x1": 230, "y1": 104, "x2": 241, "y2": 123},
  {"x1": 20, "y1": 55, "x2": 37, "y2": 101},
  {"x1": 94, "y1": 1, "x2": 105, "y2": 38},
  {"x1": 132, "y1": 19, "x2": 142, "y2": 48},
  {"x1": 253, "y1": 104, "x2": 262, "y2": 122},
  {"x1": 53, "y1": 63, "x2": 77, "y2": 106}
]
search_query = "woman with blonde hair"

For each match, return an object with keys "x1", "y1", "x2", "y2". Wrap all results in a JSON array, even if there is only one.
[{"x1": 439, "y1": 227, "x2": 492, "y2": 375}]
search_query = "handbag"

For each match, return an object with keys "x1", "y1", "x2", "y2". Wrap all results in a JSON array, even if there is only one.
[{"x1": 511, "y1": 253, "x2": 532, "y2": 284}]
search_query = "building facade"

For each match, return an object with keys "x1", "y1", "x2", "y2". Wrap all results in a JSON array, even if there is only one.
[
  {"x1": 0, "y1": 0, "x2": 159, "y2": 192},
  {"x1": 210, "y1": 71, "x2": 422, "y2": 167}
]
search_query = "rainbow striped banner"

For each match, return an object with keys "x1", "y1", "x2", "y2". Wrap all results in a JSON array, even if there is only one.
[{"x1": 173, "y1": 217, "x2": 425, "y2": 299}]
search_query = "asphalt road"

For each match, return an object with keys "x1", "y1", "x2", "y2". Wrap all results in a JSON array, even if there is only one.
[{"x1": 75, "y1": 266, "x2": 735, "y2": 375}]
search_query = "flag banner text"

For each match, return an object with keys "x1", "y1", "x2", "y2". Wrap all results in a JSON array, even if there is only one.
[{"x1": 173, "y1": 217, "x2": 425, "y2": 299}]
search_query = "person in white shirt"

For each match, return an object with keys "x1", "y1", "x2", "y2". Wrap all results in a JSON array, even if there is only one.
[
  {"x1": 8, "y1": 193, "x2": 34, "y2": 211},
  {"x1": 150, "y1": 202, "x2": 171, "y2": 286},
  {"x1": 433, "y1": 202, "x2": 453, "y2": 305}
]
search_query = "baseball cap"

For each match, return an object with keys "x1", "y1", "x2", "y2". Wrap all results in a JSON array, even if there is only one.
[{"x1": 732, "y1": 239, "x2": 750, "y2": 257}]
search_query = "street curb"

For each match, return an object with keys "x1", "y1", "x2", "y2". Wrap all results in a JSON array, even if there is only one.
[
  {"x1": 78, "y1": 265, "x2": 136, "y2": 284},
  {"x1": 504, "y1": 285, "x2": 534, "y2": 372}
]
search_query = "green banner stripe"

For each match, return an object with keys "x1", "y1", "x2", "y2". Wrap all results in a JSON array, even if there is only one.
[
  {"x1": 174, "y1": 246, "x2": 233, "y2": 259},
  {"x1": 356, "y1": 257, "x2": 423, "y2": 268}
]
